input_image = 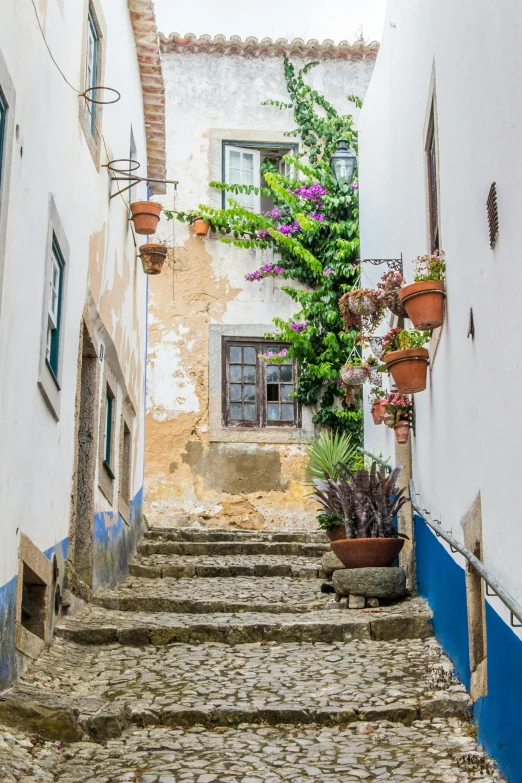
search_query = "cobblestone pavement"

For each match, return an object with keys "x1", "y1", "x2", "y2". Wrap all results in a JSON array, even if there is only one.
[{"x1": 0, "y1": 526, "x2": 505, "y2": 782}]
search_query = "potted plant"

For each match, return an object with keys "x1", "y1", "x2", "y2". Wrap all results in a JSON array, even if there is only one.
[
  {"x1": 366, "y1": 355, "x2": 381, "y2": 386},
  {"x1": 399, "y1": 251, "x2": 446, "y2": 330},
  {"x1": 381, "y1": 327, "x2": 430, "y2": 394},
  {"x1": 369, "y1": 387, "x2": 387, "y2": 425},
  {"x1": 130, "y1": 201, "x2": 163, "y2": 235},
  {"x1": 139, "y1": 238, "x2": 168, "y2": 275},
  {"x1": 345, "y1": 288, "x2": 381, "y2": 316},
  {"x1": 340, "y1": 357, "x2": 369, "y2": 387},
  {"x1": 382, "y1": 392, "x2": 413, "y2": 443},
  {"x1": 193, "y1": 216, "x2": 210, "y2": 237},
  {"x1": 305, "y1": 430, "x2": 361, "y2": 541},
  {"x1": 339, "y1": 289, "x2": 386, "y2": 336},
  {"x1": 313, "y1": 462, "x2": 410, "y2": 568},
  {"x1": 376, "y1": 269, "x2": 407, "y2": 318}
]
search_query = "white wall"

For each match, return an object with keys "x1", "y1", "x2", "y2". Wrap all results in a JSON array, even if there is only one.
[
  {"x1": 359, "y1": 0, "x2": 522, "y2": 626},
  {"x1": 0, "y1": 0, "x2": 148, "y2": 589}
]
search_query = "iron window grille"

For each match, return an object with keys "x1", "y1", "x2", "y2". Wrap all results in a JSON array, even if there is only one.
[{"x1": 222, "y1": 337, "x2": 300, "y2": 428}]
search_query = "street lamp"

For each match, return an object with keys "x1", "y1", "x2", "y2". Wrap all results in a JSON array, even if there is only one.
[{"x1": 331, "y1": 140, "x2": 356, "y2": 186}]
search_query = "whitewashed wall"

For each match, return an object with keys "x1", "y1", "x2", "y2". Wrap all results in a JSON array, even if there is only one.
[
  {"x1": 0, "y1": 0, "x2": 148, "y2": 600},
  {"x1": 359, "y1": 0, "x2": 522, "y2": 625}
]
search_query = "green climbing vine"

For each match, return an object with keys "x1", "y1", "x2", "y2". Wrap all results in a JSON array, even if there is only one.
[{"x1": 166, "y1": 58, "x2": 362, "y2": 442}]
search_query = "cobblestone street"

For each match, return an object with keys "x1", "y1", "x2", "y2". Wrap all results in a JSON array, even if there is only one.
[{"x1": 0, "y1": 528, "x2": 505, "y2": 782}]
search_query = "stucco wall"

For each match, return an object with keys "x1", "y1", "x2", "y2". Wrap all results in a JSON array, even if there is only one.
[
  {"x1": 145, "y1": 49, "x2": 375, "y2": 529},
  {"x1": 358, "y1": 2, "x2": 522, "y2": 778},
  {"x1": 0, "y1": 0, "x2": 149, "y2": 685}
]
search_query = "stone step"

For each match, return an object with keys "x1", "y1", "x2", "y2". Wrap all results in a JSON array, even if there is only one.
[
  {"x1": 92, "y1": 576, "x2": 329, "y2": 614},
  {"x1": 1, "y1": 720, "x2": 502, "y2": 783},
  {"x1": 138, "y1": 541, "x2": 330, "y2": 558},
  {"x1": 146, "y1": 527, "x2": 326, "y2": 543},
  {"x1": 130, "y1": 554, "x2": 322, "y2": 579},
  {"x1": 55, "y1": 598, "x2": 433, "y2": 646}
]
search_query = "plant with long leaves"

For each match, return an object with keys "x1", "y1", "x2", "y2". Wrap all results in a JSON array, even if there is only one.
[
  {"x1": 313, "y1": 462, "x2": 410, "y2": 539},
  {"x1": 305, "y1": 430, "x2": 361, "y2": 485}
]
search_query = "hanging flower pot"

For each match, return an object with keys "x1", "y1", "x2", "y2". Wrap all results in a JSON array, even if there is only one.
[
  {"x1": 139, "y1": 244, "x2": 168, "y2": 275},
  {"x1": 384, "y1": 347, "x2": 429, "y2": 394},
  {"x1": 385, "y1": 289, "x2": 408, "y2": 318},
  {"x1": 371, "y1": 401, "x2": 387, "y2": 425},
  {"x1": 394, "y1": 421, "x2": 410, "y2": 444},
  {"x1": 369, "y1": 337, "x2": 384, "y2": 359},
  {"x1": 368, "y1": 369, "x2": 381, "y2": 386},
  {"x1": 399, "y1": 280, "x2": 446, "y2": 330},
  {"x1": 130, "y1": 201, "x2": 163, "y2": 235},
  {"x1": 194, "y1": 217, "x2": 210, "y2": 237},
  {"x1": 347, "y1": 294, "x2": 378, "y2": 316},
  {"x1": 340, "y1": 365, "x2": 368, "y2": 386}
]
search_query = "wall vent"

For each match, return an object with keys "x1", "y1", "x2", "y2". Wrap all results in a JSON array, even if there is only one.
[{"x1": 487, "y1": 182, "x2": 499, "y2": 249}]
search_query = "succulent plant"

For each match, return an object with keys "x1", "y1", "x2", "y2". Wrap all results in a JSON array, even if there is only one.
[{"x1": 312, "y1": 462, "x2": 410, "y2": 539}]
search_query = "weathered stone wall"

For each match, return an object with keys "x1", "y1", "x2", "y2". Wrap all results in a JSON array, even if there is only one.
[{"x1": 145, "y1": 46, "x2": 376, "y2": 530}]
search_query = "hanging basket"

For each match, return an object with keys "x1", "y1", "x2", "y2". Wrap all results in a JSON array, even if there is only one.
[
  {"x1": 139, "y1": 244, "x2": 168, "y2": 275},
  {"x1": 369, "y1": 336, "x2": 384, "y2": 359},
  {"x1": 194, "y1": 217, "x2": 210, "y2": 237},
  {"x1": 130, "y1": 201, "x2": 162, "y2": 235},
  {"x1": 384, "y1": 289, "x2": 408, "y2": 319},
  {"x1": 340, "y1": 365, "x2": 368, "y2": 386},
  {"x1": 368, "y1": 369, "x2": 382, "y2": 386},
  {"x1": 347, "y1": 294, "x2": 379, "y2": 316},
  {"x1": 384, "y1": 348, "x2": 429, "y2": 394},
  {"x1": 399, "y1": 281, "x2": 446, "y2": 330}
]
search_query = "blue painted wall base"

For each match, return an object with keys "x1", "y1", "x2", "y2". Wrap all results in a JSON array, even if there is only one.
[{"x1": 415, "y1": 515, "x2": 522, "y2": 783}]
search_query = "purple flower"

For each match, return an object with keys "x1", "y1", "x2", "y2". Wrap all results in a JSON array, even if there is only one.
[
  {"x1": 279, "y1": 221, "x2": 301, "y2": 236},
  {"x1": 256, "y1": 228, "x2": 271, "y2": 240},
  {"x1": 351, "y1": 183, "x2": 359, "y2": 190},
  {"x1": 245, "y1": 263, "x2": 286, "y2": 282},
  {"x1": 322, "y1": 267, "x2": 337, "y2": 277},
  {"x1": 289, "y1": 322, "x2": 308, "y2": 334},
  {"x1": 291, "y1": 183, "x2": 328, "y2": 204},
  {"x1": 310, "y1": 212, "x2": 325, "y2": 222}
]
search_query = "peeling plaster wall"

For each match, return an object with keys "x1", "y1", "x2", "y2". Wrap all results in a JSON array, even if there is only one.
[
  {"x1": 145, "y1": 50, "x2": 376, "y2": 529},
  {"x1": 0, "y1": 0, "x2": 148, "y2": 684}
]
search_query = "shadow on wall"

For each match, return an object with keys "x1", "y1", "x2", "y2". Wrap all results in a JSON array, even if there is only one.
[
  {"x1": 93, "y1": 487, "x2": 144, "y2": 592},
  {"x1": 415, "y1": 516, "x2": 522, "y2": 783}
]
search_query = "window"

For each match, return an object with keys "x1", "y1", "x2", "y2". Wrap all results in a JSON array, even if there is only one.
[
  {"x1": 103, "y1": 384, "x2": 115, "y2": 477},
  {"x1": 223, "y1": 142, "x2": 297, "y2": 212},
  {"x1": 426, "y1": 104, "x2": 440, "y2": 252},
  {"x1": 223, "y1": 338, "x2": 299, "y2": 428},
  {"x1": 0, "y1": 90, "x2": 6, "y2": 196},
  {"x1": 84, "y1": 8, "x2": 99, "y2": 136},
  {"x1": 119, "y1": 419, "x2": 132, "y2": 523},
  {"x1": 45, "y1": 238, "x2": 64, "y2": 380}
]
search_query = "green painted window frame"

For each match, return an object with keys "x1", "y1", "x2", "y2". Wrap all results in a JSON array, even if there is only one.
[
  {"x1": 0, "y1": 90, "x2": 6, "y2": 197},
  {"x1": 45, "y1": 236, "x2": 64, "y2": 384},
  {"x1": 85, "y1": 8, "x2": 99, "y2": 136},
  {"x1": 220, "y1": 141, "x2": 299, "y2": 209},
  {"x1": 103, "y1": 384, "x2": 115, "y2": 477}
]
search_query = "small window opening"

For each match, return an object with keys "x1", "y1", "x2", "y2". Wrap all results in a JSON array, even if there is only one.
[
  {"x1": 121, "y1": 422, "x2": 132, "y2": 503},
  {"x1": 45, "y1": 236, "x2": 64, "y2": 382},
  {"x1": 103, "y1": 384, "x2": 115, "y2": 477},
  {"x1": 84, "y1": 8, "x2": 99, "y2": 136},
  {"x1": 21, "y1": 563, "x2": 47, "y2": 640}
]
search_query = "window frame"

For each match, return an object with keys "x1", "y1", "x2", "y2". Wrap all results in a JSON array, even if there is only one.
[
  {"x1": 221, "y1": 336, "x2": 300, "y2": 430},
  {"x1": 221, "y1": 140, "x2": 299, "y2": 211},
  {"x1": 84, "y1": 9, "x2": 99, "y2": 137},
  {"x1": 45, "y1": 237, "x2": 65, "y2": 382},
  {"x1": 118, "y1": 416, "x2": 133, "y2": 524},
  {"x1": 102, "y1": 383, "x2": 115, "y2": 478},
  {"x1": 79, "y1": 0, "x2": 105, "y2": 168}
]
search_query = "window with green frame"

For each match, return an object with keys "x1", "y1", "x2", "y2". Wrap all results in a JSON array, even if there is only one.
[
  {"x1": 0, "y1": 90, "x2": 6, "y2": 195},
  {"x1": 84, "y1": 8, "x2": 99, "y2": 136},
  {"x1": 103, "y1": 384, "x2": 115, "y2": 475},
  {"x1": 45, "y1": 237, "x2": 64, "y2": 381}
]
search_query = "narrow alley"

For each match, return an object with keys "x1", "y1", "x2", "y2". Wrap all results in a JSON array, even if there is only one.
[{"x1": 0, "y1": 527, "x2": 503, "y2": 782}]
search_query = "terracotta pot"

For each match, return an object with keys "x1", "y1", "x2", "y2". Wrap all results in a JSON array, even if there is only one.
[
  {"x1": 139, "y1": 244, "x2": 168, "y2": 275},
  {"x1": 330, "y1": 537, "x2": 404, "y2": 568},
  {"x1": 340, "y1": 365, "x2": 368, "y2": 386},
  {"x1": 326, "y1": 526, "x2": 346, "y2": 543},
  {"x1": 130, "y1": 201, "x2": 162, "y2": 235},
  {"x1": 394, "y1": 421, "x2": 410, "y2": 444},
  {"x1": 371, "y1": 401, "x2": 387, "y2": 425},
  {"x1": 384, "y1": 347, "x2": 429, "y2": 394},
  {"x1": 194, "y1": 218, "x2": 210, "y2": 236},
  {"x1": 399, "y1": 280, "x2": 446, "y2": 330}
]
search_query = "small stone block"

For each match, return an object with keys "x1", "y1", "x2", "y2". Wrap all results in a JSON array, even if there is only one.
[
  {"x1": 367, "y1": 597, "x2": 380, "y2": 607},
  {"x1": 320, "y1": 551, "x2": 345, "y2": 578},
  {"x1": 326, "y1": 599, "x2": 342, "y2": 610},
  {"x1": 338, "y1": 597, "x2": 349, "y2": 609},
  {"x1": 333, "y1": 566, "x2": 406, "y2": 599},
  {"x1": 348, "y1": 594, "x2": 366, "y2": 609}
]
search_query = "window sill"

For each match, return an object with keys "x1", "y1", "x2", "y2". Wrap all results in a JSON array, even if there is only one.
[
  {"x1": 210, "y1": 425, "x2": 312, "y2": 444},
  {"x1": 103, "y1": 460, "x2": 115, "y2": 480},
  {"x1": 38, "y1": 360, "x2": 61, "y2": 421}
]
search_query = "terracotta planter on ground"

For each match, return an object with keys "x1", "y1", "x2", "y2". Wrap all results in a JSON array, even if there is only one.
[
  {"x1": 384, "y1": 347, "x2": 429, "y2": 394},
  {"x1": 371, "y1": 401, "x2": 387, "y2": 425},
  {"x1": 194, "y1": 218, "x2": 210, "y2": 236},
  {"x1": 139, "y1": 244, "x2": 168, "y2": 275},
  {"x1": 330, "y1": 537, "x2": 404, "y2": 569},
  {"x1": 394, "y1": 421, "x2": 410, "y2": 444},
  {"x1": 130, "y1": 201, "x2": 162, "y2": 235},
  {"x1": 399, "y1": 280, "x2": 446, "y2": 330},
  {"x1": 326, "y1": 526, "x2": 346, "y2": 543}
]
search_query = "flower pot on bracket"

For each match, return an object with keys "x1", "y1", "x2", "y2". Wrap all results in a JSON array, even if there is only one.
[
  {"x1": 139, "y1": 244, "x2": 168, "y2": 275},
  {"x1": 194, "y1": 218, "x2": 210, "y2": 236},
  {"x1": 130, "y1": 201, "x2": 162, "y2": 235},
  {"x1": 399, "y1": 280, "x2": 446, "y2": 330},
  {"x1": 371, "y1": 401, "x2": 387, "y2": 425},
  {"x1": 384, "y1": 347, "x2": 429, "y2": 394},
  {"x1": 394, "y1": 421, "x2": 410, "y2": 444},
  {"x1": 330, "y1": 538, "x2": 404, "y2": 568}
]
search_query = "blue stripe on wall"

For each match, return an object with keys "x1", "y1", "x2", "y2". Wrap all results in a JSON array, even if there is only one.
[
  {"x1": 93, "y1": 486, "x2": 144, "y2": 591},
  {"x1": 414, "y1": 514, "x2": 522, "y2": 783}
]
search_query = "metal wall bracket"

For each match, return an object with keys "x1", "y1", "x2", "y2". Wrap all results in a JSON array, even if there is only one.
[
  {"x1": 103, "y1": 159, "x2": 178, "y2": 200},
  {"x1": 361, "y1": 254, "x2": 403, "y2": 274}
]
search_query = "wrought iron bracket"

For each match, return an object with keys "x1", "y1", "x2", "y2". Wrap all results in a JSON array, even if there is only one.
[
  {"x1": 361, "y1": 254, "x2": 403, "y2": 274},
  {"x1": 103, "y1": 159, "x2": 178, "y2": 200}
]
